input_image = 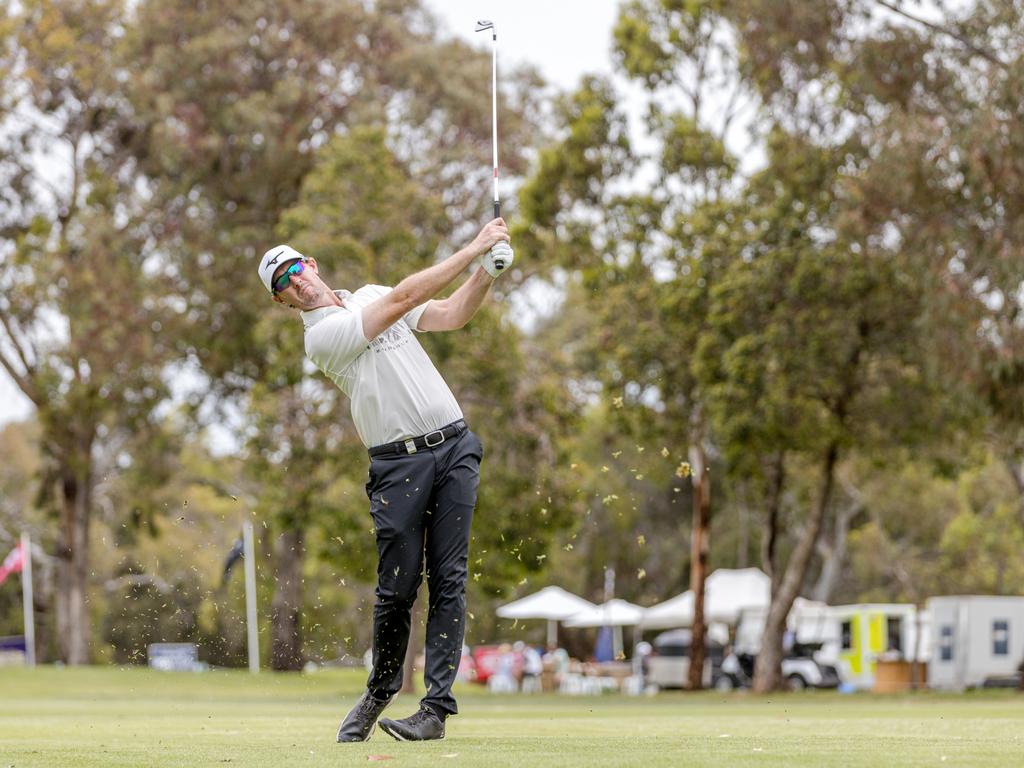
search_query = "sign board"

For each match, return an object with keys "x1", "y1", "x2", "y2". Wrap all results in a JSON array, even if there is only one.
[
  {"x1": 0, "y1": 635, "x2": 26, "y2": 667},
  {"x1": 148, "y1": 643, "x2": 199, "y2": 672}
]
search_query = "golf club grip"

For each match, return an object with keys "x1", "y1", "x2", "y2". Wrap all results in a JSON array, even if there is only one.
[{"x1": 492, "y1": 202, "x2": 506, "y2": 270}]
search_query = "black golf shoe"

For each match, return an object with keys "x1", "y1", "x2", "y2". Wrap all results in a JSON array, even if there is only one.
[
  {"x1": 336, "y1": 691, "x2": 393, "y2": 742},
  {"x1": 378, "y1": 706, "x2": 446, "y2": 741}
]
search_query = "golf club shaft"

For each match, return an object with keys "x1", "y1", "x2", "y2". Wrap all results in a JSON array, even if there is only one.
[
  {"x1": 477, "y1": 20, "x2": 506, "y2": 269},
  {"x1": 490, "y1": 27, "x2": 499, "y2": 220}
]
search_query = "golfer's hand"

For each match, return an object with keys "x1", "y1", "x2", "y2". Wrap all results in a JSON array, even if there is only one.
[
  {"x1": 470, "y1": 218, "x2": 510, "y2": 257},
  {"x1": 481, "y1": 241, "x2": 514, "y2": 278}
]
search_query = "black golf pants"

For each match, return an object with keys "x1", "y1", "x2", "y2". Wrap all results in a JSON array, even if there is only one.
[{"x1": 364, "y1": 427, "x2": 482, "y2": 717}]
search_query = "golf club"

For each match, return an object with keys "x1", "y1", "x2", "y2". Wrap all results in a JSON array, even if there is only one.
[{"x1": 475, "y1": 19, "x2": 507, "y2": 269}]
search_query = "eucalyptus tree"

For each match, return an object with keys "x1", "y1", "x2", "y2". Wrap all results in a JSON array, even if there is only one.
[
  {"x1": 0, "y1": 0, "x2": 186, "y2": 663},
  {"x1": 694, "y1": 129, "x2": 942, "y2": 690},
  {"x1": 716, "y1": 0, "x2": 1024, "y2": 686},
  {"x1": 515, "y1": 0, "x2": 774, "y2": 686}
]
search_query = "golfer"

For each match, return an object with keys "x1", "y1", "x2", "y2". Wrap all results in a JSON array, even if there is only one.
[{"x1": 257, "y1": 220, "x2": 513, "y2": 742}]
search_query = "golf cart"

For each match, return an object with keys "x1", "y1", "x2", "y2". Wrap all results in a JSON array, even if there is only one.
[{"x1": 716, "y1": 641, "x2": 841, "y2": 691}]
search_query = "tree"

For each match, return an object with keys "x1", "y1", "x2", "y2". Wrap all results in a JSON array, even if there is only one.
[
  {"x1": 517, "y1": 0, "x2": 754, "y2": 685},
  {"x1": 728, "y1": 0, "x2": 1024, "y2": 536},
  {"x1": 674, "y1": 0, "x2": 1019, "y2": 690},
  {"x1": 694, "y1": 127, "x2": 944, "y2": 690},
  {"x1": 0, "y1": 0, "x2": 182, "y2": 663}
]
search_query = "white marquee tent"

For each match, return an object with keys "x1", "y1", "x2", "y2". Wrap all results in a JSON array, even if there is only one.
[
  {"x1": 563, "y1": 598, "x2": 645, "y2": 628},
  {"x1": 564, "y1": 599, "x2": 646, "y2": 659},
  {"x1": 640, "y1": 568, "x2": 772, "y2": 630},
  {"x1": 496, "y1": 586, "x2": 597, "y2": 646},
  {"x1": 641, "y1": 591, "x2": 694, "y2": 630}
]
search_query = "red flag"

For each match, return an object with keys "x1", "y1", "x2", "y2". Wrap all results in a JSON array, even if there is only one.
[{"x1": 0, "y1": 542, "x2": 24, "y2": 586}]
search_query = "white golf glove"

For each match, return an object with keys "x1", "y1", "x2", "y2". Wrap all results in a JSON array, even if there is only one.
[{"x1": 481, "y1": 241, "x2": 514, "y2": 278}]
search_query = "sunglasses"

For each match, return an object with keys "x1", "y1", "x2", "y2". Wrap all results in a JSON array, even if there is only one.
[{"x1": 272, "y1": 259, "x2": 306, "y2": 293}]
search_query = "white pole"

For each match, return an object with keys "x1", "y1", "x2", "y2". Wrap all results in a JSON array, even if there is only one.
[
  {"x1": 20, "y1": 532, "x2": 35, "y2": 668},
  {"x1": 243, "y1": 520, "x2": 259, "y2": 674},
  {"x1": 547, "y1": 618, "x2": 557, "y2": 648}
]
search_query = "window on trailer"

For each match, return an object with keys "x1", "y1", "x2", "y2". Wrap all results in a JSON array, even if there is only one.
[
  {"x1": 940, "y1": 625, "x2": 953, "y2": 661},
  {"x1": 992, "y1": 620, "x2": 1009, "y2": 656},
  {"x1": 841, "y1": 620, "x2": 852, "y2": 651},
  {"x1": 886, "y1": 616, "x2": 903, "y2": 653}
]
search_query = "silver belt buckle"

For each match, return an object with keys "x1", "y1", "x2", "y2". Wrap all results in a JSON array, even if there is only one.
[
  {"x1": 404, "y1": 439, "x2": 417, "y2": 454},
  {"x1": 424, "y1": 429, "x2": 445, "y2": 447}
]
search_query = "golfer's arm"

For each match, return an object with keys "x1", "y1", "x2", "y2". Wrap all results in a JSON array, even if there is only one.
[
  {"x1": 361, "y1": 246, "x2": 479, "y2": 340},
  {"x1": 418, "y1": 267, "x2": 494, "y2": 331}
]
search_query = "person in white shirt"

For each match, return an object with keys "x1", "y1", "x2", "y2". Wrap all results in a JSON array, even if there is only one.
[{"x1": 257, "y1": 219, "x2": 513, "y2": 743}]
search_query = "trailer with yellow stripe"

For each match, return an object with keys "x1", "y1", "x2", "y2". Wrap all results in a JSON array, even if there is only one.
[{"x1": 823, "y1": 604, "x2": 930, "y2": 690}]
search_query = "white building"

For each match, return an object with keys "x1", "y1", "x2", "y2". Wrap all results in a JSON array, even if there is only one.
[{"x1": 927, "y1": 595, "x2": 1024, "y2": 691}]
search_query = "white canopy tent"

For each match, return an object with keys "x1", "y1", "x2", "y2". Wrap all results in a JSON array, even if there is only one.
[
  {"x1": 641, "y1": 591, "x2": 695, "y2": 630},
  {"x1": 640, "y1": 568, "x2": 773, "y2": 630},
  {"x1": 564, "y1": 599, "x2": 645, "y2": 659},
  {"x1": 563, "y1": 598, "x2": 645, "y2": 628},
  {"x1": 496, "y1": 586, "x2": 597, "y2": 646}
]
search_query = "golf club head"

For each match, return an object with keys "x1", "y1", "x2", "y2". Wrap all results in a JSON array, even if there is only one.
[{"x1": 475, "y1": 19, "x2": 494, "y2": 33}]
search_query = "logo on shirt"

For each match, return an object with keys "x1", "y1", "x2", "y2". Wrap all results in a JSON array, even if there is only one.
[{"x1": 371, "y1": 323, "x2": 412, "y2": 353}]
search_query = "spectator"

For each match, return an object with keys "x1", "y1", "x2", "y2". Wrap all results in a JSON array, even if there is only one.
[
  {"x1": 521, "y1": 644, "x2": 544, "y2": 693},
  {"x1": 488, "y1": 643, "x2": 518, "y2": 694},
  {"x1": 633, "y1": 641, "x2": 653, "y2": 680},
  {"x1": 542, "y1": 645, "x2": 571, "y2": 692}
]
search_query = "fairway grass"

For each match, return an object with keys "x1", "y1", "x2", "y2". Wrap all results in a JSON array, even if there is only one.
[{"x1": 1, "y1": 667, "x2": 1022, "y2": 767}]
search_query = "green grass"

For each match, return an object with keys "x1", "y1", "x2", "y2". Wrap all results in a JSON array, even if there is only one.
[{"x1": 0, "y1": 666, "x2": 1022, "y2": 767}]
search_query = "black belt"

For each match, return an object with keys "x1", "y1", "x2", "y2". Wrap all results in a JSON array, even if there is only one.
[{"x1": 368, "y1": 420, "x2": 467, "y2": 458}]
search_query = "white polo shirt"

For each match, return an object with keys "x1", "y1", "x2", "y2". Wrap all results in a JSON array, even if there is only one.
[{"x1": 301, "y1": 286, "x2": 463, "y2": 448}]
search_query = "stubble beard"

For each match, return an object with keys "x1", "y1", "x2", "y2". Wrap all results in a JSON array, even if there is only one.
[{"x1": 296, "y1": 280, "x2": 327, "y2": 308}]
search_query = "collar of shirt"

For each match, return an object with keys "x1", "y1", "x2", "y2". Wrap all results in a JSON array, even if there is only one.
[{"x1": 300, "y1": 289, "x2": 353, "y2": 331}]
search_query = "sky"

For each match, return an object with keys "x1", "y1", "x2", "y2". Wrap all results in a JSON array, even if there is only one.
[
  {"x1": 0, "y1": 354, "x2": 32, "y2": 426},
  {"x1": 423, "y1": 0, "x2": 621, "y2": 90},
  {"x1": 0, "y1": 2, "x2": 624, "y2": 429}
]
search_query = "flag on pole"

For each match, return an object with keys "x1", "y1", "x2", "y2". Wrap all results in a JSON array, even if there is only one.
[
  {"x1": 221, "y1": 538, "x2": 244, "y2": 587},
  {"x1": 0, "y1": 542, "x2": 24, "y2": 586}
]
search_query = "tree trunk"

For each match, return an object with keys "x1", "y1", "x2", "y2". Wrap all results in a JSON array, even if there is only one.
[
  {"x1": 753, "y1": 443, "x2": 838, "y2": 693},
  {"x1": 761, "y1": 452, "x2": 785, "y2": 596},
  {"x1": 271, "y1": 526, "x2": 306, "y2": 671},
  {"x1": 56, "y1": 461, "x2": 92, "y2": 665},
  {"x1": 687, "y1": 439, "x2": 711, "y2": 691},
  {"x1": 736, "y1": 504, "x2": 749, "y2": 568},
  {"x1": 1005, "y1": 457, "x2": 1024, "y2": 527},
  {"x1": 811, "y1": 502, "x2": 857, "y2": 603}
]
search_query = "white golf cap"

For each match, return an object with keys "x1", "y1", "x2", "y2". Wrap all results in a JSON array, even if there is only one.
[{"x1": 258, "y1": 245, "x2": 306, "y2": 293}]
